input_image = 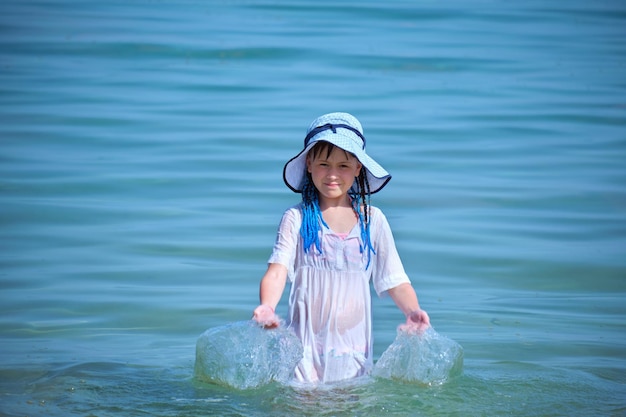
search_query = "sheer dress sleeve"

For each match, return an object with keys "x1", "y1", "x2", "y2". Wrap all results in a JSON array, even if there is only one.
[
  {"x1": 267, "y1": 206, "x2": 301, "y2": 281},
  {"x1": 369, "y1": 207, "x2": 411, "y2": 296}
]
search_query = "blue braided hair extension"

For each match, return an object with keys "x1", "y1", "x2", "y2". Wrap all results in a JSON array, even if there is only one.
[
  {"x1": 300, "y1": 173, "x2": 328, "y2": 254},
  {"x1": 349, "y1": 171, "x2": 376, "y2": 269}
]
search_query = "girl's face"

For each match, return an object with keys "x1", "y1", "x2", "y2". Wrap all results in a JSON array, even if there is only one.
[{"x1": 306, "y1": 144, "x2": 362, "y2": 204}]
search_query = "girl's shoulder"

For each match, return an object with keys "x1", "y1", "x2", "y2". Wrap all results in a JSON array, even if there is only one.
[
  {"x1": 285, "y1": 203, "x2": 303, "y2": 216},
  {"x1": 368, "y1": 204, "x2": 382, "y2": 216},
  {"x1": 280, "y1": 204, "x2": 303, "y2": 223},
  {"x1": 367, "y1": 205, "x2": 393, "y2": 229}
]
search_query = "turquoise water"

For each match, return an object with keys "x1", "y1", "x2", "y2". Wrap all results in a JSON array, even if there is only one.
[{"x1": 1, "y1": 0, "x2": 625, "y2": 415}]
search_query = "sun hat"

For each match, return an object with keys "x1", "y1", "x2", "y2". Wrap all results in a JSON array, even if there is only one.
[{"x1": 283, "y1": 112, "x2": 391, "y2": 194}]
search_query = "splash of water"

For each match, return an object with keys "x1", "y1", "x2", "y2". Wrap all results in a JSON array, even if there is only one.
[
  {"x1": 372, "y1": 327, "x2": 463, "y2": 385},
  {"x1": 194, "y1": 321, "x2": 303, "y2": 389}
]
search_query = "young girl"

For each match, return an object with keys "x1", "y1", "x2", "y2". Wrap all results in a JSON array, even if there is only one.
[{"x1": 253, "y1": 112, "x2": 430, "y2": 383}]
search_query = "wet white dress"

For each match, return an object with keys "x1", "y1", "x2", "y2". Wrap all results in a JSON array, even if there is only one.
[{"x1": 268, "y1": 204, "x2": 410, "y2": 383}]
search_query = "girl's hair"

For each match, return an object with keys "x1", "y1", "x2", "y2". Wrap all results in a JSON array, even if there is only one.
[{"x1": 300, "y1": 142, "x2": 376, "y2": 268}]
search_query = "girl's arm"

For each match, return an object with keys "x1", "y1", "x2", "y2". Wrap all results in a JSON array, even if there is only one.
[
  {"x1": 253, "y1": 263, "x2": 288, "y2": 328},
  {"x1": 388, "y1": 282, "x2": 431, "y2": 332}
]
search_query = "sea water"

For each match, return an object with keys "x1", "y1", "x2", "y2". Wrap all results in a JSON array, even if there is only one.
[{"x1": 1, "y1": 0, "x2": 625, "y2": 416}]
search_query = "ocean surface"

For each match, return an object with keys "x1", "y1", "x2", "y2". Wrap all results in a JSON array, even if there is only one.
[{"x1": 1, "y1": 1, "x2": 625, "y2": 416}]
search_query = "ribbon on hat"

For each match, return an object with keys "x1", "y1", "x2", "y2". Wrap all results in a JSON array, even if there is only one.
[{"x1": 304, "y1": 123, "x2": 366, "y2": 149}]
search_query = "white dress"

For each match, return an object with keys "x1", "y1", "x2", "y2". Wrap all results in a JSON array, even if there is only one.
[{"x1": 268, "y1": 204, "x2": 410, "y2": 383}]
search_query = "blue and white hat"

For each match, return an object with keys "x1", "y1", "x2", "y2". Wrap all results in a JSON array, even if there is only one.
[{"x1": 283, "y1": 112, "x2": 392, "y2": 194}]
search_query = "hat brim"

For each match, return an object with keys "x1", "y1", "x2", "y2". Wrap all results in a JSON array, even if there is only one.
[{"x1": 283, "y1": 132, "x2": 391, "y2": 194}]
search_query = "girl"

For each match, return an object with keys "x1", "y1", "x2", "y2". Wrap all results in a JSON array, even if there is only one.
[{"x1": 253, "y1": 112, "x2": 430, "y2": 383}]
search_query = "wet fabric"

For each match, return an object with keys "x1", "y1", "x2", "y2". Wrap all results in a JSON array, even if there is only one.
[{"x1": 268, "y1": 204, "x2": 410, "y2": 383}]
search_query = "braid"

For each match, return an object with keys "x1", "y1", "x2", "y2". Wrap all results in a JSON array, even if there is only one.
[
  {"x1": 350, "y1": 172, "x2": 376, "y2": 269},
  {"x1": 300, "y1": 173, "x2": 327, "y2": 254}
]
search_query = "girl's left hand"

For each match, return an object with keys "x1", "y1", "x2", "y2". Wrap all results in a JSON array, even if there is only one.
[{"x1": 398, "y1": 309, "x2": 431, "y2": 334}]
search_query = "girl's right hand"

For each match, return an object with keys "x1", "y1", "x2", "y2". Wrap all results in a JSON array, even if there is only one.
[{"x1": 252, "y1": 304, "x2": 280, "y2": 329}]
